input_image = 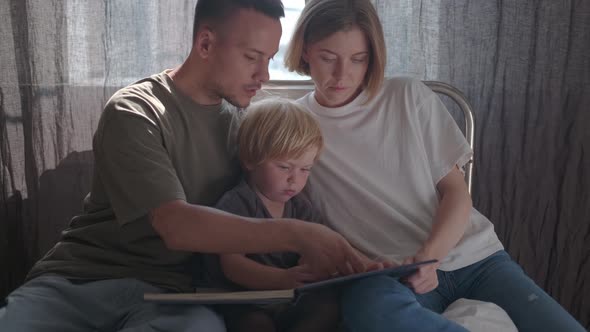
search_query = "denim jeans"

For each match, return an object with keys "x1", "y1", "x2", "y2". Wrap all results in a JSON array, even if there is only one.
[
  {"x1": 341, "y1": 250, "x2": 585, "y2": 332},
  {"x1": 0, "y1": 275, "x2": 225, "y2": 332}
]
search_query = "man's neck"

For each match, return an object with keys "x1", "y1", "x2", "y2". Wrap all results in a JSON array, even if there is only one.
[{"x1": 168, "y1": 59, "x2": 222, "y2": 106}]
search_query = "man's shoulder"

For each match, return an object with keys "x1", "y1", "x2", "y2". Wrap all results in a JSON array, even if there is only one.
[
  {"x1": 105, "y1": 73, "x2": 168, "y2": 111},
  {"x1": 93, "y1": 76, "x2": 164, "y2": 129}
]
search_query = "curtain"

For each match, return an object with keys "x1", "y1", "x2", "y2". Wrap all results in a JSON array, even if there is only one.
[
  {"x1": 1, "y1": 0, "x2": 588, "y2": 328},
  {"x1": 374, "y1": 0, "x2": 590, "y2": 326},
  {"x1": 0, "y1": 0, "x2": 197, "y2": 297}
]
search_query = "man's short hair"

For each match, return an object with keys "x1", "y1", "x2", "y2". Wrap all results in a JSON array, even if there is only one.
[
  {"x1": 238, "y1": 98, "x2": 324, "y2": 167},
  {"x1": 193, "y1": 0, "x2": 285, "y2": 43}
]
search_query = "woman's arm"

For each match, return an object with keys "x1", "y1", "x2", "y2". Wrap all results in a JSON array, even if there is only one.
[
  {"x1": 220, "y1": 254, "x2": 315, "y2": 290},
  {"x1": 421, "y1": 165, "x2": 472, "y2": 260},
  {"x1": 404, "y1": 166, "x2": 472, "y2": 293}
]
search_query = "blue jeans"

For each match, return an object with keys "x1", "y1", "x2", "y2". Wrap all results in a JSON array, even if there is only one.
[
  {"x1": 342, "y1": 250, "x2": 585, "y2": 332},
  {"x1": 0, "y1": 275, "x2": 225, "y2": 332}
]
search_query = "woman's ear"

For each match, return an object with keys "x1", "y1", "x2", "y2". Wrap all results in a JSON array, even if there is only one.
[{"x1": 302, "y1": 47, "x2": 310, "y2": 63}]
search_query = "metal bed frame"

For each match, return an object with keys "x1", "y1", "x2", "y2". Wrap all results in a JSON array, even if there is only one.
[{"x1": 260, "y1": 80, "x2": 475, "y2": 193}]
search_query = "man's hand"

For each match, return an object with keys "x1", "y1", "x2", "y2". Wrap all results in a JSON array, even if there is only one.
[
  {"x1": 353, "y1": 248, "x2": 397, "y2": 272},
  {"x1": 293, "y1": 222, "x2": 367, "y2": 279},
  {"x1": 402, "y1": 252, "x2": 441, "y2": 294}
]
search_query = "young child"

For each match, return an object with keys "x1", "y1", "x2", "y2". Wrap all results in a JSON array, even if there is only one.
[{"x1": 213, "y1": 98, "x2": 339, "y2": 332}]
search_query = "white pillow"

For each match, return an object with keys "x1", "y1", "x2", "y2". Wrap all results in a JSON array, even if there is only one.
[{"x1": 442, "y1": 298, "x2": 518, "y2": 332}]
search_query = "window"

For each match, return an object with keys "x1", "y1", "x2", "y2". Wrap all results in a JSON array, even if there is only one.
[
  {"x1": 269, "y1": 0, "x2": 308, "y2": 80},
  {"x1": 66, "y1": 1, "x2": 308, "y2": 85}
]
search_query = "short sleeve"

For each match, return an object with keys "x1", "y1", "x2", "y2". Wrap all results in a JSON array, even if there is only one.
[
  {"x1": 414, "y1": 82, "x2": 473, "y2": 185},
  {"x1": 94, "y1": 105, "x2": 185, "y2": 225},
  {"x1": 214, "y1": 190, "x2": 253, "y2": 217}
]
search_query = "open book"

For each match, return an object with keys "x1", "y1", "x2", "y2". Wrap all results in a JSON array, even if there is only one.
[{"x1": 144, "y1": 259, "x2": 437, "y2": 305}]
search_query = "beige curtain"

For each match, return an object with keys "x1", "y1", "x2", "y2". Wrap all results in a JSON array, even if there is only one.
[
  {"x1": 1, "y1": 0, "x2": 588, "y2": 327},
  {"x1": 0, "y1": 0, "x2": 197, "y2": 297}
]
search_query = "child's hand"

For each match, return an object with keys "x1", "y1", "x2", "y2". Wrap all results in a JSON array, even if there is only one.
[{"x1": 283, "y1": 264, "x2": 319, "y2": 288}]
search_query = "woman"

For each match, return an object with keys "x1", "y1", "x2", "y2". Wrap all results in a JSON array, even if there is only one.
[{"x1": 284, "y1": 0, "x2": 585, "y2": 331}]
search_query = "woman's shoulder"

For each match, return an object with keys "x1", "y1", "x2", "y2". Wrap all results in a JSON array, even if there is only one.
[
  {"x1": 294, "y1": 90, "x2": 314, "y2": 106},
  {"x1": 376, "y1": 76, "x2": 436, "y2": 108},
  {"x1": 382, "y1": 76, "x2": 432, "y2": 94}
]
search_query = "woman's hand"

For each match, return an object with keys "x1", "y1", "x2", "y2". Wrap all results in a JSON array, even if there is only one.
[{"x1": 402, "y1": 251, "x2": 441, "y2": 294}]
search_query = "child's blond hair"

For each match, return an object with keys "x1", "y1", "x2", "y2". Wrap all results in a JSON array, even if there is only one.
[{"x1": 238, "y1": 98, "x2": 323, "y2": 167}]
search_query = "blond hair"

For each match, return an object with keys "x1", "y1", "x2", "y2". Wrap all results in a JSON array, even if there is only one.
[
  {"x1": 238, "y1": 98, "x2": 323, "y2": 167},
  {"x1": 284, "y1": 0, "x2": 386, "y2": 102}
]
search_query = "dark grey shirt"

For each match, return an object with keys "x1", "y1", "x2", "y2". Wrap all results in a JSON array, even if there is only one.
[
  {"x1": 215, "y1": 179, "x2": 322, "y2": 268},
  {"x1": 201, "y1": 180, "x2": 322, "y2": 289}
]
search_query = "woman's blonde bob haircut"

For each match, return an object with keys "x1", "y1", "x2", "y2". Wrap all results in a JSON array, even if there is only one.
[
  {"x1": 238, "y1": 98, "x2": 324, "y2": 167},
  {"x1": 284, "y1": 0, "x2": 386, "y2": 102}
]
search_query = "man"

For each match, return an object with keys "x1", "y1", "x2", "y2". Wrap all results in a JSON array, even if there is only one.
[{"x1": 0, "y1": 1, "x2": 367, "y2": 331}]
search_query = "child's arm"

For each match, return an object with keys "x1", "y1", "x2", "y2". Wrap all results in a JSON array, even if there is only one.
[{"x1": 220, "y1": 253, "x2": 316, "y2": 290}]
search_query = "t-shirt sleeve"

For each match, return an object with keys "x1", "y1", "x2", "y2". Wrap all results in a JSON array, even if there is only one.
[
  {"x1": 94, "y1": 102, "x2": 186, "y2": 225},
  {"x1": 214, "y1": 190, "x2": 253, "y2": 217},
  {"x1": 414, "y1": 82, "x2": 473, "y2": 185}
]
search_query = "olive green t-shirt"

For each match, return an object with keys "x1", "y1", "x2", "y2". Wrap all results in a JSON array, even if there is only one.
[{"x1": 27, "y1": 71, "x2": 241, "y2": 291}]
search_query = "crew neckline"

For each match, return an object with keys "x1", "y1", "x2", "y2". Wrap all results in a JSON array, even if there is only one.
[
  {"x1": 160, "y1": 70, "x2": 224, "y2": 113},
  {"x1": 307, "y1": 89, "x2": 369, "y2": 118}
]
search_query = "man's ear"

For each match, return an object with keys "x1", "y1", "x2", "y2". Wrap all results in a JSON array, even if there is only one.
[{"x1": 194, "y1": 26, "x2": 216, "y2": 59}]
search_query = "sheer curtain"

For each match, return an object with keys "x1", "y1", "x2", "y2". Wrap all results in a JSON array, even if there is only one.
[
  {"x1": 1, "y1": 0, "x2": 588, "y2": 327},
  {"x1": 374, "y1": 0, "x2": 589, "y2": 326},
  {"x1": 0, "y1": 0, "x2": 197, "y2": 298}
]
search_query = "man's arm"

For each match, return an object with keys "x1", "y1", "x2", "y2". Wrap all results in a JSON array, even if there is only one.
[{"x1": 150, "y1": 200, "x2": 367, "y2": 278}]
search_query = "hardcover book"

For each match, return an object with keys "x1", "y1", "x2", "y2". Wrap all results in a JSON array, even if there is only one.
[{"x1": 144, "y1": 260, "x2": 437, "y2": 305}]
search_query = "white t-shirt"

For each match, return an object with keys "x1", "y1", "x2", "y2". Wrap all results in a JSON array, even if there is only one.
[{"x1": 297, "y1": 77, "x2": 503, "y2": 271}]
